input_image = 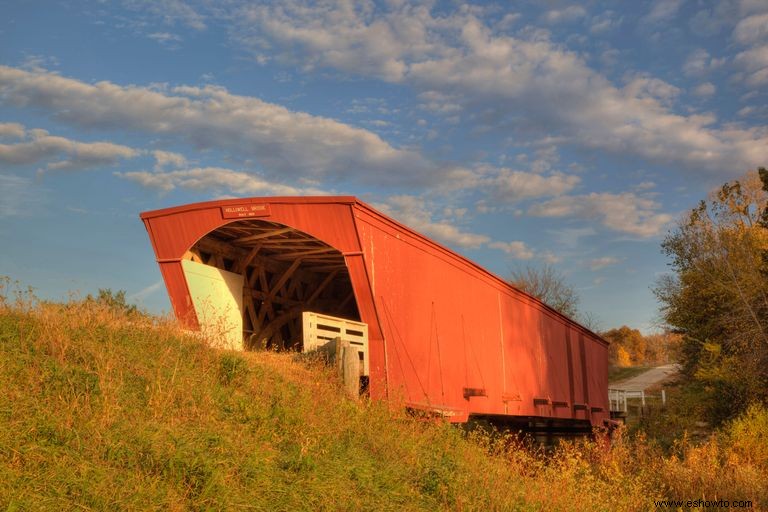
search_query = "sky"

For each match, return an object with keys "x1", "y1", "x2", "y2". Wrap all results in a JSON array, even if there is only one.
[{"x1": 1, "y1": 0, "x2": 767, "y2": 333}]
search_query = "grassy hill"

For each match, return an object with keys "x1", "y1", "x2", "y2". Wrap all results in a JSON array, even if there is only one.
[{"x1": 0, "y1": 288, "x2": 766, "y2": 511}]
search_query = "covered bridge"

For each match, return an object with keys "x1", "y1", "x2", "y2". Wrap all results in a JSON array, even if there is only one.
[{"x1": 141, "y1": 196, "x2": 609, "y2": 432}]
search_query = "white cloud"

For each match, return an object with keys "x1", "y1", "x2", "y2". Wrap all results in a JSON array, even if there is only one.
[
  {"x1": 147, "y1": 32, "x2": 182, "y2": 44},
  {"x1": 126, "y1": 0, "x2": 206, "y2": 30},
  {"x1": 233, "y1": 1, "x2": 457, "y2": 82},
  {"x1": 228, "y1": 3, "x2": 768, "y2": 177},
  {"x1": 487, "y1": 169, "x2": 580, "y2": 202},
  {"x1": 0, "y1": 122, "x2": 25, "y2": 139},
  {"x1": 377, "y1": 195, "x2": 490, "y2": 249},
  {"x1": 589, "y1": 256, "x2": 620, "y2": 271},
  {"x1": 730, "y1": 5, "x2": 768, "y2": 90},
  {"x1": 692, "y1": 82, "x2": 717, "y2": 97},
  {"x1": 0, "y1": 65, "x2": 436, "y2": 185},
  {"x1": 529, "y1": 192, "x2": 673, "y2": 237},
  {"x1": 689, "y1": 1, "x2": 741, "y2": 36},
  {"x1": 495, "y1": 13, "x2": 521, "y2": 31},
  {"x1": 408, "y1": 19, "x2": 766, "y2": 175},
  {"x1": 590, "y1": 11, "x2": 623, "y2": 34},
  {"x1": 734, "y1": 44, "x2": 768, "y2": 86},
  {"x1": 634, "y1": 181, "x2": 657, "y2": 191},
  {"x1": 623, "y1": 75, "x2": 681, "y2": 106},
  {"x1": 488, "y1": 241, "x2": 534, "y2": 260},
  {"x1": 153, "y1": 150, "x2": 187, "y2": 171},
  {"x1": 733, "y1": 12, "x2": 768, "y2": 45},
  {"x1": 548, "y1": 227, "x2": 596, "y2": 249},
  {"x1": 0, "y1": 126, "x2": 139, "y2": 172},
  {"x1": 737, "y1": 105, "x2": 768, "y2": 118},
  {"x1": 542, "y1": 6, "x2": 586, "y2": 25},
  {"x1": 641, "y1": 0, "x2": 685, "y2": 25},
  {"x1": 377, "y1": 195, "x2": 543, "y2": 259},
  {"x1": 118, "y1": 167, "x2": 324, "y2": 196},
  {"x1": 682, "y1": 49, "x2": 725, "y2": 77}
]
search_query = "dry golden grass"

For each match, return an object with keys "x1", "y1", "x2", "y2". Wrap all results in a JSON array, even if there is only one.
[{"x1": 0, "y1": 281, "x2": 765, "y2": 511}]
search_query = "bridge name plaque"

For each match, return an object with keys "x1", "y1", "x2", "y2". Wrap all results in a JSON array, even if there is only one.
[{"x1": 221, "y1": 203, "x2": 271, "y2": 219}]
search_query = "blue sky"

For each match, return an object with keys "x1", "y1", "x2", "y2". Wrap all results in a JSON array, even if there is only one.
[{"x1": 1, "y1": 0, "x2": 767, "y2": 333}]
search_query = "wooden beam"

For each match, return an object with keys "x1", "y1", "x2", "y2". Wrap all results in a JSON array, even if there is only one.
[
  {"x1": 238, "y1": 245, "x2": 262, "y2": 273},
  {"x1": 247, "y1": 288, "x2": 301, "y2": 308},
  {"x1": 306, "y1": 269, "x2": 339, "y2": 304},
  {"x1": 234, "y1": 227, "x2": 295, "y2": 244},
  {"x1": 257, "y1": 266, "x2": 274, "y2": 326},
  {"x1": 269, "y1": 258, "x2": 303, "y2": 298},
  {"x1": 336, "y1": 290, "x2": 355, "y2": 313},
  {"x1": 243, "y1": 293, "x2": 260, "y2": 334},
  {"x1": 255, "y1": 308, "x2": 303, "y2": 345},
  {"x1": 256, "y1": 239, "x2": 319, "y2": 246},
  {"x1": 285, "y1": 274, "x2": 303, "y2": 300},
  {"x1": 304, "y1": 264, "x2": 348, "y2": 273},
  {"x1": 183, "y1": 249, "x2": 204, "y2": 263},
  {"x1": 271, "y1": 247, "x2": 337, "y2": 259},
  {"x1": 196, "y1": 237, "x2": 331, "y2": 282}
]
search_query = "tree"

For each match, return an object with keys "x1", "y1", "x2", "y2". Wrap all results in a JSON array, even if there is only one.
[
  {"x1": 509, "y1": 265, "x2": 580, "y2": 319},
  {"x1": 87, "y1": 288, "x2": 138, "y2": 316},
  {"x1": 654, "y1": 168, "x2": 768, "y2": 422},
  {"x1": 602, "y1": 326, "x2": 645, "y2": 365},
  {"x1": 601, "y1": 326, "x2": 680, "y2": 366}
]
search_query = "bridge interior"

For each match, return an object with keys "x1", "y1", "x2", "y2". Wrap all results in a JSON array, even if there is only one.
[{"x1": 184, "y1": 219, "x2": 360, "y2": 350}]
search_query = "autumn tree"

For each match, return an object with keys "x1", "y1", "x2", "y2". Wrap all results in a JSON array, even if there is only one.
[
  {"x1": 602, "y1": 326, "x2": 680, "y2": 366},
  {"x1": 654, "y1": 168, "x2": 768, "y2": 422},
  {"x1": 642, "y1": 331, "x2": 682, "y2": 364},
  {"x1": 602, "y1": 326, "x2": 646, "y2": 366}
]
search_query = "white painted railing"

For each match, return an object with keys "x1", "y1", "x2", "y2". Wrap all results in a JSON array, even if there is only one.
[{"x1": 609, "y1": 388, "x2": 666, "y2": 413}]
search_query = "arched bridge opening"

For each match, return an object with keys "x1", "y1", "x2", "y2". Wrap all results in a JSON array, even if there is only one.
[{"x1": 182, "y1": 219, "x2": 360, "y2": 351}]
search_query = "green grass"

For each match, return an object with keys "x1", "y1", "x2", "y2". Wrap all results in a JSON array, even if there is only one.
[{"x1": 0, "y1": 291, "x2": 766, "y2": 511}]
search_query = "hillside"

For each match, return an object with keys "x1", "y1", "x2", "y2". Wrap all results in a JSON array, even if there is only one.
[{"x1": 1, "y1": 291, "x2": 766, "y2": 511}]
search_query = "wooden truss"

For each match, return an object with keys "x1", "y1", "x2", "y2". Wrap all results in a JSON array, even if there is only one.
[{"x1": 183, "y1": 220, "x2": 358, "y2": 350}]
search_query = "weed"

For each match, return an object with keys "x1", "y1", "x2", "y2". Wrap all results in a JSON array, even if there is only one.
[
  {"x1": 0, "y1": 291, "x2": 766, "y2": 510},
  {"x1": 217, "y1": 352, "x2": 249, "y2": 386}
]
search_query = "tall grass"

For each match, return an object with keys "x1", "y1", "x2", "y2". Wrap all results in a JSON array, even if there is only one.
[{"x1": 0, "y1": 281, "x2": 765, "y2": 510}]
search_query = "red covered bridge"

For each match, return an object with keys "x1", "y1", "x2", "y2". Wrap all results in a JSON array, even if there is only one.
[{"x1": 140, "y1": 196, "x2": 610, "y2": 433}]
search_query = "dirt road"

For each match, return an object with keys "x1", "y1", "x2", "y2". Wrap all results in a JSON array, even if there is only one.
[{"x1": 611, "y1": 364, "x2": 680, "y2": 391}]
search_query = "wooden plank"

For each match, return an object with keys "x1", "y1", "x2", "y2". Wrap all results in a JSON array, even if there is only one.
[
  {"x1": 302, "y1": 311, "x2": 369, "y2": 375},
  {"x1": 296, "y1": 257, "x2": 346, "y2": 264},
  {"x1": 234, "y1": 227, "x2": 294, "y2": 244},
  {"x1": 271, "y1": 247, "x2": 336, "y2": 259},
  {"x1": 257, "y1": 239, "x2": 319, "y2": 246}
]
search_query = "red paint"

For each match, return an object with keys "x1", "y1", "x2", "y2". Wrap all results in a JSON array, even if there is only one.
[{"x1": 141, "y1": 196, "x2": 610, "y2": 428}]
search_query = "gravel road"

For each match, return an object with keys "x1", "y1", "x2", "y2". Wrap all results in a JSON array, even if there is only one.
[{"x1": 611, "y1": 364, "x2": 680, "y2": 391}]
